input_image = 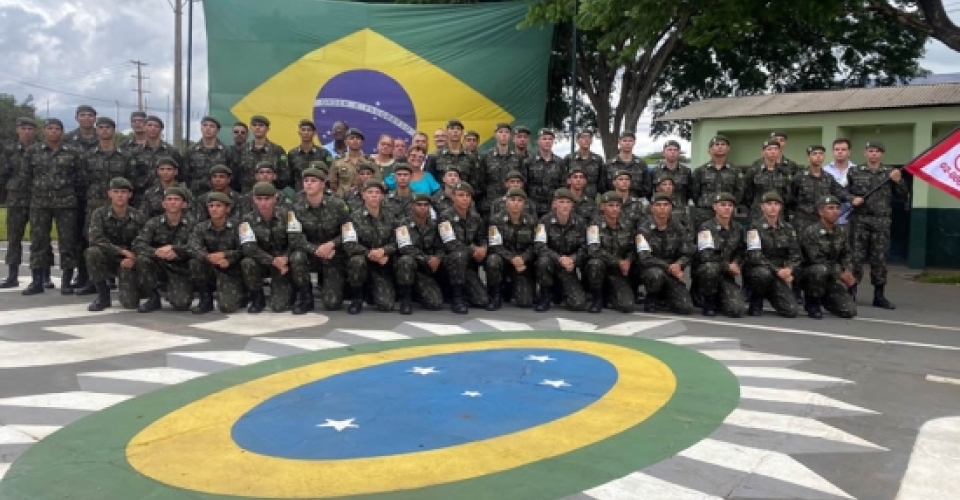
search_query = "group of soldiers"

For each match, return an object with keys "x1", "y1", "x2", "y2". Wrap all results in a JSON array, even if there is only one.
[{"x1": 0, "y1": 107, "x2": 907, "y2": 320}]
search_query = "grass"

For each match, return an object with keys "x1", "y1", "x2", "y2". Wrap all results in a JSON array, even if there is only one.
[{"x1": 913, "y1": 272, "x2": 960, "y2": 284}]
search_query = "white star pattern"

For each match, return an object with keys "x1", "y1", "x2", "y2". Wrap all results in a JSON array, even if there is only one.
[
  {"x1": 408, "y1": 366, "x2": 439, "y2": 376},
  {"x1": 461, "y1": 391, "x2": 482, "y2": 397},
  {"x1": 317, "y1": 418, "x2": 358, "y2": 432},
  {"x1": 375, "y1": 101, "x2": 381, "y2": 106},
  {"x1": 525, "y1": 355, "x2": 556, "y2": 363},
  {"x1": 540, "y1": 379, "x2": 570, "y2": 389}
]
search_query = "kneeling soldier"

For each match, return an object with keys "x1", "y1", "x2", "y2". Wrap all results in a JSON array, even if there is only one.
[
  {"x1": 584, "y1": 191, "x2": 636, "y2": 313},
  {"x1": 693, "y1": 192, "x2": 747, "y2": 317},
  {"x1": 187, "y1": 192, "x2": 244, "y2": 313},
  {"x1": 343, "y1": 180, "x2": 397, "y2": 314},
  {"x1": 239, "y1": 182, "x2": 298, "y2": 313},
  {"x1": 395, "y1": 193, "x2": 445, "y2": 314},
  {"x1": 744, "y1": 192, "x2": 801, "y2": 317},
  {"x1": 486, "y1": 188, "x2": 538, "y2": 310},
  {"x1": 133, "y1": 187, "x2": 195, "y2": 312},
  {"x1": 194, "y1": 165, "x2": 241, "y2": 223},
  {"x1": 438, "y1": 181, "x2": 489, "y2": 314},
  {"x1": 534, "y1": 188, "x2": 588, "y2": 312},
  {"x1": 800, "y1": 196, "x2": 858, "y2": 319},
  {"x1": 84, "y1": 178, "x2": 147, "y2": 311},
  {"x1": 636, "y1": 192, "x2": 694, "y2": 314}
]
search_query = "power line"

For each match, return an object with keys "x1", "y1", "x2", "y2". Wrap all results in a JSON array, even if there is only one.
[
  {"x1": 5, "y1": 77, "x2": 139, "y2": 109},
  {"x1": 130, "y1": 60, "x2": 150, "y2": 111}
]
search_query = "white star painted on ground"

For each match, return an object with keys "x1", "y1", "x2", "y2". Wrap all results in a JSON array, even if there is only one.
[
  {"x1": 525, "y1": 355, "x2": 556, "y2": 363},
  {"x1": 375, "y1": 101, "x2": 381, "y2": 106},
  {"x1": 317, "y1": 418, "x2": 358, "y2": 432},
  {"x1": 408, "y1": 366, "x2": 439, "y2": 376},
  {"x1": 462, "y1": 391, "x2": 482, "y2": 397},
  {"x1": 540, "y1": 379, "x2": 570, "y2": 388}
]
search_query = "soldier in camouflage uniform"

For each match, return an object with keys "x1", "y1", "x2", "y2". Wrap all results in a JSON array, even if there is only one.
[
  {"x1": 693, "y1": 192, "x2": 747, "y2": 317},
  {"x1": 847, "y1": 141, "x2": 907, "y2": 309},
  {"x1": 690, "y1": 135, "x2": 745, "y2": 230},
  {"x1": 193, "y1": 165, "x2": 242, "y2": 223},
  {"x1": 140, "y1": 157, "x2": 192, "y2": 219},
  {"x1": 652, "y1": 140, "x2": 693, "y2": 207},
  {"x1": 288, "y1": 167, "x2": 351, "y2": 313},
  {"x1": 385, "y1": 164, "x2": 415, "y2": 218},
  {"x1": 395, "y1": 193, "x2": 446, "y2": 314},
  {"x1": 184, "y1": 116, "x2": 238, "y2": 195},
  {"x1": 609, "y1": 169, "x2": 644, "y2": 228},
  {"x1": 239, "y1": 182, "x2": 298, "y2": 313},
  {"x1": 132, "y1": 187, "x2": 195, "y2": 312},
  {"x1": 744, "y1": 139, "x2": 794, "y2": 221},
  {"x1": 744, "y1": 192, "x2": 801, "y2": 318},
  {"x1": 130, "y1": 116, "x2": 183, "y2": 206},
  {"x1": 343, "y1": 180, "x2": 398, "y2": 314},
  {"x1": 526, "y1": 129, "x2": 567, "y2": 218},
  {"x1": 478, "y1": 123, "x2": 525, "y2": 218},
  {"x1": 84, "y1": 178, "x2": 147, "y2": 311},
  {"x1": 330, "y1": 128, "x2": 377, "y2": 196},
  {"x1": 489, "y1": 170, "x2": 538, "y2": 221},
  {"x1": 343, "y1": 164, "x2": 377, "y2": 212},
  {"x1": 648, "y1": 177, "x2": 692, "y2": 229},
  {"x1": 237, "y1": 115, "x2": 289, "y2": 193},
  {"x1": 486, "y1": 188, "x2": 538, "y2": 310},
  {"x1": 791, "y1": 146, "x2": 853, "y2": 231},
  {"x1": 238, "y1": 162, "x2": 293, "y2": 216},
  {"x1": 64, "y1": 105, "x2": 99, "y2": 152},
  {"x1": 584, "y1": 192, "x2": 636, "y2": 313},
  {"x1": 287, "y1": 119, "x2": 333, "y2": 192},
  {"x1": 534, "y1": 188, "x2": 588, "y2": 312},
  {"x1": 512, "y1": 125, "x2": 534, "y2": 162},
  {"x1": 565, "y1": 129, "x2": 605, "y2": 200},
  {"x1": 22, "y1": 118, "x2": 85, "y2": 296},
  {"x1": 430, "y1": 167, "x2": 463, "y2": 215},
  {"x1": 568, "y1": 167, "x2": 598, "y2": 221},
  {"x1": 125, "y1": 110, "x2": 147, "y2": 148},
  {"x1": 765, "y1": 131, "x2": 800, "y2": 175},
  {"x1": 464, "y1": 130, "x2": 480, "y2": 157},
  {"x1": 635, "y1": 192, "x2": 694, "y2": 314},
  {"x1": 437, "y1": 181, "x2": 489, "y2": 313},
  {"x1": 426, "y1": 119, "x2": 478, "y2": 192},
  {"x1": 800, "y1": 196, "x2": 858, "y2": 319},
  {"x1": 602, "y1": 132, "x2": 650, "y2": 199},
  {"x1": 0, "y1": 118, "x2": 38, "y2": 288},
  {"x1": 187, "y1": 192, "x2": 245, "y2": 314}
]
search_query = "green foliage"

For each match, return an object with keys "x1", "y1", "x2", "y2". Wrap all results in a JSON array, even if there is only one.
[{"x1": 1, "y1": 94, "x2": 41, "y2": 147}]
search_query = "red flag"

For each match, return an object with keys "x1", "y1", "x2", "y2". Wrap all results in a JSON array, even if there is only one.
[{"x1": 906, "y1": 126, "x2": 960, "y2": 200}]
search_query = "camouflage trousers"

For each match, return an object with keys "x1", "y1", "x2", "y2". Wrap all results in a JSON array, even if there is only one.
[
  {"x1": 693, "y1": 262, "x2": 747, "y2": 317},
  {"x1": 189, "y1": 259, "x2": 244, "y2": 313},
  {"x1": 801, "y1": 264, "x2": 857, "y2": 318},
  {"x1": 583, "y1": 258, "x2": 634, "y2": 312},
  {"x1": 83, "y1": 247, "x2": 140, "y2": 309},
  {"x1": 3, "y1": 206, "x2": 29, "y2": 267},
  {"x1": 29, "y1": 207, "x2": 79, "y2": 270},
  {"x1": 443, "y1": 249, "x2": 489, "y2": 306},
  {"x1": 535, "y1": 256, "x2": 587, "y2": 311},
  {"x1": 744, "y1": 266, "x2": 799, "y2": 318},
  {"x1": 395, "y1": 255, "x2": 444, "y2": 310},
  {"x1": 484, "y1": 254, "x2": 534, "y2": 308},
  {"x1": 346, "y1": 255, "x2": 396, "y2": 311},
  {"x1": 137, "y1": 257, "x2": 194, "y2": 311},
  {"x1": 636, "y1": 266, "x2": 694, "y2": 315},
  {"x1": 289, "y1": 251, "x2": 345, "y2": 310},
  {"x1": 851, "y1": 215, "x2": 891, "y2": 286},
  {"x1": 240, "y1": 258, "x2": 294, "y2": 312}
]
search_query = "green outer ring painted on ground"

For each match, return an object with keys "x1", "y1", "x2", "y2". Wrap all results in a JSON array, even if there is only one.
[{"x1": 0, "y1": 332, "x2": 739, "y2": 500}]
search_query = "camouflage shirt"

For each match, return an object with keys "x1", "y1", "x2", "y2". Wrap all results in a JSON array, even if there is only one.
[
  {"x1": 26, "y1": 143, "x2": 85, "y2": 208},
  {"x1": 694, "y1": 218, "x2": 745, "y2": 267},
  {"x1": 83, "y1": 147, "x2": 136, "y2": 207},
  {"x1": 287, "y1": 144, "x2": 333, "y2": 191},
  {"x1": 477, "y1": 148, "x2": 525, "y2": 212},
  {"x1": 237, "y1": 140, "x2": 288, "y2": 193},
  {"x1": 565, "y1": 151, "x2": 605, "y2": 200},
  {"x1": 64, "y1": 128, "x2": 99, "y2": 153},
  {"x1": 487, "y1": 212, "x2": 538, "y2": 264},
  {"x1": 800, "y1": 222, "x2": 853, "y2": 273},
  {"x1": 184, "y1": 140, "x2": 238, "y2": 195},
  {"x1": 691, "y1": 162, "x2": 744, "y2": 209},
  {"x1": 489, "y1": 195, "x2": 538, "y2": 221},
  {"x1": 535, "y1": 212, "x2": 588, "y2": 266},
  {"x1": 395, "y1": 216, "x2": 444, "y2": 263},
  {"x1": 791, "y1": 168, "x2": 851, "y2": 219},
  {"x1": 744, "y1": 164, "x2": 794, "y2": 215},
  {"x1": 586, "y1": 216, "x2": 636, "y2": 267},
  {"x1": 239, "y1": 207, "x2": 301, "y2": 265},
  {"x1": 187, "y1": 218, "x2": 243, "y2": 265},
  {"x1": 745, "y1": 217, "x2": 801, "y2": 275},
  {"x1": 1, "y1": 141, "x2": 34, "y2": 207},
  {"x1": 526, "y1": 154, "x2": 568, "y2": 211},
  {"x1": 385, "y1": 191, "x2": 415, "y2": 219},
  {"x1": 603, "y1": 155, "x2": 650, "y2": 199},
  {"x1": 133, "y1": 213, "x2": 194, "y2": 262},
  {"x1": 330, "y1": 153, "x2": 377, "y2": 196},
  {"x1": 342, "y1": 207, "x2": 398, "y2": 257},
  {"x1": 130, "y1": 140, "x2": 184, "y2": 193},
  {"x1": 846, "y1": 164, "x2": 908, "y2": 218},
  {"x1": 139, "y1": 182, "x2": 193, "y2": 219},
  {"x1": 193, "y1": 189, "x2": 242, "y2": 223},
  {"x1": 651, "y1": 161, "x2": 693, "y2": 206},
  {"x1": 428, "y1": 148, "x2": 478, "y2": 189},
  {"x1": 87, "y1": 206, "x2": 148, "y2": 259},
  {"x1": 289, "y1": 192, "x2": 350, "y2": 253},
  {"x1": 437, "y1": 206, "x2": 486, "y2": 255},
  {"x1": 636, "y1": 216, "x2": 693, "y2": 270}
]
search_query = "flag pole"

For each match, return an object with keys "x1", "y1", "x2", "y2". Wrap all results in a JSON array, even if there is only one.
[{"x1": 185, "y1": 0, "x2": 194, "y2": 148}]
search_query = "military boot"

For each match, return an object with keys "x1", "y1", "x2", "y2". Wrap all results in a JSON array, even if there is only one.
[
  {"x1": 247, "y1": 289, "x2": 266, "y2": 314},
  {"x1": 398, "y1": 285, "x2": 414, "y2": 315},
  {"x1": 643, "y1": 292, "x2": 658, "y2": 313},
  {"x1": 42, "y1": 267, "x2": 55, "y2": 289},
  {"x1": 849, "y1": 284, "x2": 858, "y2": 300},
  {"x1": 87, "y1": 281, "x2": 112, "y2": 312},
  {"x1": 872, "y1": 285, "x2": 895, "y2": 309},
  {"x1": 792, "y1": 283, "x2": 804, "y2": 304},
  {"x1": 534, "y1": 287, "x2": 551, "y2": 313},
  {"x1": 21, "y1": 269, "x2": 45, "y2": 296},
  {"x1": 60, "y1": 269, "x2": 75, "y2": 295},
  {"x1": 72, "y1": 263, "x2": 89, "y2": 290},
  {"x1": 75, "y1": 278, "x2": 98, "y2": 296},
  {"x1": 292, "y1": 285, "x2": 315, "y2": 315},
  {"x1": 806, "y1": 296, "x2": 823, "y2": 319},
  {"x1": 588, "y1": 289, "x2": 603, "y2": 313},
  {"x1": 0, "y1": 265, "x2": 19, "y2": 288},
  {"x1": 450, "y1": 284, "x2": 468, "y2": 314},
  {"x1": 701, "y1": 295, "x2": 717, "y2": 317},
  {"x1": 107, "y1": 277, "x2": 117, "y2": 290},
  {"x1": 138, "y1": 289, "x2": 162, "y2": 313},
  {"x1": 486, "y1": 284, "x2": 502, "y2": 311},
  {"x1": 748, "y1": 296, "x2": 764, "y2": 316},
  {"x1": 347, "y1": 287, "x2": 364, "y2": 315},
  {"x1": 192, "y1": 288, "x2": 214, "y2": 314}
]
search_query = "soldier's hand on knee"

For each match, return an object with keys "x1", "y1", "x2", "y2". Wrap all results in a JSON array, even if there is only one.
[
  {"x1": 121, "y1": 257, "x2": 136, "y2": 269},
  {"x1": 728, "y1": 262, "x2": 741, "y2": 276}
]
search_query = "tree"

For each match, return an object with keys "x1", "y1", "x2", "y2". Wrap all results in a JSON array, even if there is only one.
[
  {"x1": 1, "y1": 94, "x2": 40, "y2": 146},
  {"x1": 865, "y1": 0, "x2": 960, "y2": 52}
]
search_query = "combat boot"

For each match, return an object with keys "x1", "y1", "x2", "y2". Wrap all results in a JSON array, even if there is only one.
[
  {"x1": 701, "y1": 295, "x2": 717, "y2": 317},
  {"x1": 806, "y1": 296, "x2": 823, "y2": 319},
  {"x1": 192, "y1": 288, "x2": 214, "y2": 314},
  {"x1": 792, "y1": 283, "x2": 804, "y2": 304},
  {"x1": 21, "y1": 269, "x2": 45, "y2": 296},
  {"x1": 292, "y1": 285, "x2": 315, "y2": 315},
  {"x1": 138, "y1": 289, "x2": 162, "y2": 313},
  {"x1": 347, "y1": 287, "x2": 364, "y2": 315},
  {"x1": 60, "y1": 269, "x2": 75, "y2": 295},
  {"x1": 587, "y1": 289, "x2": 603, "y2": 313},
  {"x1": 87, "y1": 281, "x2": 112, "y2": 312},
  {"x1": 748, "y1": 296, "x2": 764, "y2": 316},
  {"x1": 450, "y1": 284, "x2": 468, "y2": 315},
  {"x1": 42, "y1": 267, "x2": 55, "y2": 289},
  {"x1": 0, "y1": 265, "x2": 18, "y2": 288},
  {"x1": 75, "y1": 279, "x2": 98, "y2": 296},
  {"x1": 72, "y1": 263, "x2": 89, "y2": 289},
  {"x1": 107, "y1": 277, "x2": 117, "y2": 290},
  {"x1": 872, "y1": 285, "x2": 895, "y2": 309},
  {"x1": 849, "y1": 284, "x2": 858, "y2": 300},
  {"x1": 486, "y1": 284, "x2": 501, "y2": 311},
  {"x1": 247, "y1": 289, "x2": 266, "y2": 314},
  {"x1": 534, "y1": 287, "x2": 551, "y2": 313},
  {"x1": 398, "y1": 285, "x2": 413, "y2": 315},
  {"x1": 643, "y1": 292, "x2": 658, "y2": 313}
]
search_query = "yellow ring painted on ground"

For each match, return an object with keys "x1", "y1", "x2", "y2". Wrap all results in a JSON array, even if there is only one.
[{"x1": 127, "y1": 339, "x2": 676, "y2": 498}]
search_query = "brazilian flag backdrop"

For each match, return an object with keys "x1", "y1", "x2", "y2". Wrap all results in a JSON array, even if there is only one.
[{"x1": 203, "y1": 0, "x2": 553, "y2": 150}]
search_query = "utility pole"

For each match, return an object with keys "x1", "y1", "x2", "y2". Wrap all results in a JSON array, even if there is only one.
[
  {"x1": 130, "y1": 60, "x2": 149, "y2": 111},
  {"x1": 172, "y1": 0, "x2": 185, "y2": 150},
  {"x1": 185, "y1": 0, "x2": 195, "y2": 148}
]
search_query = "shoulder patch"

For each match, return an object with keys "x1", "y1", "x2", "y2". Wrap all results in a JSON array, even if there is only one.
[{"x1": 238, "y1": 222, "x2": 256, "y2": 244}]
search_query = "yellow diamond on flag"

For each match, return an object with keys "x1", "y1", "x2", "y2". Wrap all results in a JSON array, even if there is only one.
[{"x1": 231, "y1": 28, "x2": 514, "y2": 149}]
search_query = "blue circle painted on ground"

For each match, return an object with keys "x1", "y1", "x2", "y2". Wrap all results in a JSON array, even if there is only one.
[
  {"x1": 231, "y1": 348, "x2": 617, "y2": 460},
  {"x1": 313, "y1": 69, "x2": 417, "y2": 153}
]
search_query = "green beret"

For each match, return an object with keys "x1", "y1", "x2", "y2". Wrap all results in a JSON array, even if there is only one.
[
  {"x1": 145, "y1": 115, "x2": 164, "y2": 128},
  {"x1": 16, "y1": 117, "x2": 37, "y2": 128},
  {"x1": 210, "y1": 164, "x2": 232, "y2": 177},
  {"x1": 250, "y1": 115, "x2": 270, "y2": 127},
  {"x1": 514, "y1": 125, "x2": 531, "y2": 136},
  {"x1": 302, "y1": 167, "x2": 326, "y2": 180},
  {"x1": 75, "y1": 105, "x2": 96, "y2": 115},
  {"x1": 506, "y1": 187, "x2": 527, "y2": 199},
  {"x1": 156, "y1": 157, "x2": 179, "y2": 169},
  {"x1": 207, "y1": 192, "x2": 233, "y2": 205},
  {"x1": 600, "y1": 191, "x2": 623, "y2": 204},
  {"x1": 553, "y1": 188, "x2": 574, "y2": 201},
  {"x1": 357, "y1": 163, "x2": 376, "y2": 174},
  {"x1": 201, "y1": 116, "x2": 221, "y2": 128},
  {"x1": 817, "y1": 195, "x2": 841, "y2": 207},
  {"x1": 577, "y1": 128, "x2": 594, "y2": 138},
  {"x1": 255, "y1": 161, "x2": 276, "y2": 172},
  {"x1": 164, "y1": 187, "x2": 189, "y2": 201},
  {"x1": 347, "y1": 127, "x2": 365, "y2": 140},
  {"x1": 712, "y1": 192, "x2": 737, "y2": 204},
  {"x1": 308, "y1": 160, "x2": 329, "y2": 172},
  {"x1": 109, "y1": 177, "x2": 133, "y2": 191},
  {"x1": 538, "y1": 128, "x2": 555, "y2": 138},
  {"x1": 614, "y1": 169, "x2": 632, "y2": 179},
  {"x1": 252, "y1": 182, "x2": 278, "y2": 197},
  {"x1": 393, "y1": 163, "x2": 413, "y2": 174},
  {"x1": 44, "y1": 118, "x2": 64, "y2": 129},
  {"x1": 465, "y1": 130, "x2": 479, "y2": 139},
  {"x1": 95, "y1": 117, "x2": 115, "y2": 128},
  {"x1": 362, "y1": 179, "x2": 386, "y2": 193},
  {"x1": 494, "y1": 122, "x2": 513, "y2": 133},
  {"x1": 807, "y1": 145, "x2": 826, "y2": 155},
  {"x1": 130, "y1": 111, "x2": 147, "y2": 120},
  {"x1": 453, "y1": 181, "x2": 474, "y2": 196},
  {"x1": 568, "y1": 166, "x2": 586, "y2": 177},
  {"x1": 446, "y1": 118, "x2": 464, "y2": 129},
  {"x1": 651, "y1": 192, "x2": 674, "y2": 205},
  {"x1": 771, "y1": 131, "x2": 788, "y2": 139},
  {"x1": 505, "y1": 170, "x2": 525, "y2": 182},
  {"x1": 619, "y1": 131, "x2": 636, "y2": 140},
  {"x1": 762, "y1": 139, "x2": 781, "y2": 149},
  {"x1": 413, "y1": 193, "x2": 432, "y2": 203},
  {"x1": 298, "y1": 119, "x2": 315, "y2": 130},
  {"x1": 761, "y1": 191, "x2": 784, "y2": 204},
  {"x1": 663, "y1": 140, "x2": 681, "y2": 149},
  {"x1": 655, "y1": 175, "x2": 675, "y2": 186},
  {"x1": 865, "y1": 140, "x2": 885, "y2": 152},
  {"x1": 709, "y1": 135, "x2": 730, "y2": 146}
]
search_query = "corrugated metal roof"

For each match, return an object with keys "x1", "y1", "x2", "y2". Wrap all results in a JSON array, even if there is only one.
[{"x1": 655, "y1": 83, "x2": 960, "y2": 121}]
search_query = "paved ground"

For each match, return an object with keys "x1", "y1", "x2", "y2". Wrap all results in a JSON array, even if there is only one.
[{"x1": 0, "y1": 246, "x2": 958, "y2": 500}]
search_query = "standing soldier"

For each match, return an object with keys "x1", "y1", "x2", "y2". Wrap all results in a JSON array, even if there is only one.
[
  {"x1": 133, "y1": 187, "x2": 195, "y2": 313},
  {"x1": 288, "y1": 167, "x2": 351, "y2": 313},
  {"x1": 693, "y1": 192, "x2": 747, "y2": 317},
  {"x1": 193, "y1": 165, "x2": 242, "y2": 223},
  {"x1": 846, "y1": 141, "x2": 906, "y2": 308},
  {"x1": 140, "y1": 157, "x2": 191, "y2": 218},
  {"x1": 512, "y1": 126, "x2": 533, "y2": 161},
  {"x1": 130, "y1": 116, "x2": 183, "y2": 206},
  {"x1": 566, "y1": 129, "x2": 604, "y2": 199},
  {"x1": 584, "y1": 191, "x2": 636, "y2": 313},
  {"x1": 229, "y1": 122, "x2": 249, "y2": 166},
  {"x1": 534, "y1": 189, "x2": 588, "y2": 312},
  {"x1": 65, "y1": 105, "x2": 98, "y2": 152},
  {"x1": 343, "y1": 180, "x2": 398, "y2": 314},
  {"x1": 385, "y1": 164, "x2": 415, "y2": 218},
  {"x1": 636, "y1": 192, "x2": 695, "y2": 314},
  {"x1": 744, "y1": 192, "x2": 801, "y2": 318},
  {"x1": 489, "y1": 170, "x2": 538, "y2": 220},
  {"x1": 768, "y1": 131, "x2": 800, "y2": 175},
  {"x1": 237, "y1": 115, "x2": 288, "y2": 193},
  {"x1": 22, "y1": 118, "x2": 85, "y2": 296},
  {"x1": 343, "y1": 164, "x2": 377, "y2": 212},
  {"x1": 437, "y1": 181, "x2": 489, "y2": 313},
  {"x1": 464, "y1": 130, "x2": 480, "y2": 157},
  {"x1": 426, "y1": 119, "x2": 478, "y2": 191},
  {"x1": 800, "y1": 196, "x2": 858, "y2": 319},
  {"x1": 238, "y1": 162, "x2": 293, "y2": 216},
  {"x1": 690, "y1": 135, "x2": 744, "y2": 229},
  {"x1": 651, "y1": 140, "x2": 693, "y2": 208},
  {"x1": 287, "y1": 119, "x2": 333, "y2": 192},
  {"x1": 610, "y1": 170, "x2": 644, "y2": 228},
  {"x1": 239, "y1": 182, "x2": 298, "y2": 313},
  {"x1": 477, "y1": 123, "x2": 525, "y2": 219},
  {"x1": 649, "y1": 177, "x2": 691, "y2": 228},
  {"x1": 187, "y1": 193, "x2": 245, "y2": 314},
  {"x1": 394, "y1": 193, "x2": 445, "y2": 314},
  {"x1": 127, "y1": 111, "x2": 148, "y2": 148},
  {"x1": 431, "y1": 168, "x2": 462, "y2": 215},
  {"x1": 184, "y1": 116, "x2": 237, "y2": 195},
  {"x1": 526, "y1": 129, "x2": 567, "y2": 218},
  {"x1": 0, "y1": 118, "x2": 38, "y2": 289},
  {"x1": 486, "y1": 188, "x2": 538, "y2": 310},
  {"x1": 567, "y1": 167, "x2": 598, "y2": 221},
  {"x1": 744, "y1": 139, "x2": 794, "y2": 221},
  {"x1": 329, "y1": 128, "x2": 376, "y2": 196},
  {"x1": 602, "y1": 132, "x2": 650, "y2": 200}
]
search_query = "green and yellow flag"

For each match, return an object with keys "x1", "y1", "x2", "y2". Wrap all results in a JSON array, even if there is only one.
[{"x1": 203, "y1": 0, "x2": 553, "y2": 150}]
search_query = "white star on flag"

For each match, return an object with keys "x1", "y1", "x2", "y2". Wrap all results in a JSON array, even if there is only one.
[
  {"x1": 540, "y1": 379, "x2": 570, "y2": 388},
  {"x1": 317, "y1": 418, "x2": 358, "y2": 432},
  {"x1": 525, "y1": 355, "x2": 556, "y2": 363},
  {"x1": 408, "y1": 366, "x2": 439, "y2": 376},
  {"x1": 461, "y1": 391, "x2": 482, "y2": 397}
]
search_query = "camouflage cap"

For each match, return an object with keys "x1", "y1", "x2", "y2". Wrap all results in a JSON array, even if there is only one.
[
  {"x1": 16, "y1": 117, "x2": 37, "y2": 127},
  {"x1": 514, "y1": 125, "x2": 531, "y2": 136},
  {"x1": 145, "y1": 115, "x2": 164, "y2": 128},
  {"x1": 210, "y1": 164, "x2": 232, "y2": 176},
  {"x1": 347, "y1": 127, "x2": 365, "y2": 140},
  {"x1": 761, "y1": 191, "x2": 784, "y2": 204},
  {"x1": 207, "y1": 192, "x2": 233, "y2": 205},
  {"x1": 619, "y1": 131, "x2": 636, "y2": 140},
  {"x1": 298, "y1": 119, "x2": 315, "y2": 130},
  {"x1": 255, "y1": 161, "x2": 276, "y2": 172},
  {"x1": 44, "y1": 118, "x2": 64, "y2": 129},
  {"x1": 506, "y1": 187, "x2": 527, "y2": 199},
  {"x1": 762, "y1": 139, "x2": 781, "y2": 149},
  {"x1": 130, "y1": 111, "x2": 147, "y2": 120},
  {"x1": 357, "y1": 163, "x2": 376, "y2": 174},
  {"x1": 709, "y1": 135, "x2": 730, "y2": 146},
  {"x1": 504, "y1": 170, "x2": 525, "y2": 182},
  {"x1": 568, "y1": 165, "x2": 586, "y2": 177},
  {"x1": 712, "y1": 192, "x2": 737, "y2": 204},
  {"x1": 164, "y1": 186, "x2": 189, "y2": 201},
  {"x1": 538, "y1": 128, "x2": 555, "y2": 138},
  {"x1": 553, "y1": 188, "x2": 574, "y2": 201},
  {"x1": 393, "y1": 163, "x2": 413, "y2": 174},
  {"x1": 301, "y1": 167, "x2": 327, "y2": 180},
  {"x1": 109, "y1": 177, "x2": 133, "y2": 191},
  {"x1": 250, "y1": 115, "x2": 270, "y2": 127},
  {"x1": 308, "y1": 160, "x2": 329, "y2": 172},
  {"x1": 465, "y1": 130, "x2": 479, "y2": 139},
  {"x1": 252, "y1": 182, "x2": 278, "y2": 197},
  {"x1": 663, "y1": 140, "x2": 681, "y2": 149},
  {"x1": 443, "y1": 166, "x2": 462, "y2": 176},
  {"x1": 201, "y1": 115, "x2": 221, "y2": 128},
  {"x1": 600, "y1": 191, "x2": 623, "y2": 204},
  {"x1": 770, "y1": 131, "x2": 788, "y2": 139},
  {"x1": 75, "y1": 105, "x2": 96, "y2": 115},
  {"x1": 413, "y1": 193, "x2": 432, "y2": 203},
  {"x1": 453, "y1": 181, "x2": 475, "y2": 196},
  {"x1": 95, "y1": 116, "x2": 115, "y2": 128},
  {"x1": 651, "y1": 192, "x2": 675, "y2": 205},
  {"x1": 655, "y1": 175, "x2": 675, "y2": 186},
  {"x1": 156, "y1": 157, "x2": 179, "y2": 169},
  {"x1": 446, "y1": 118, "x2": 464, "y2": 129},
  {"x1": 614, "y1": 169, "x2": 632, "y2": 179},
  {"x1": 865, "y1": 140, "x2": 885, "y2": 152},
  {"x1": 817, "y1": 195, "x2": 841, "y2": 207},
  {"x1": 362, "y1": 179, "x2": 386, "y2": 193},
  {"x1": 494, "y1": 122, "x2": 513, "y2": 133},
  {"x1": 806, "y1": 145, "x2": 826, "y2": 155}
]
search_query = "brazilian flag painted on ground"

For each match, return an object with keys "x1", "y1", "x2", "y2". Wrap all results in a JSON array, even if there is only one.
[{"x1": 203, "y1": 0, "x2": 553, "y2": 149}]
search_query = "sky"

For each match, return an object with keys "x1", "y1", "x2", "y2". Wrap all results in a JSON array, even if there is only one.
[{"x1": 3, "y1": 0, "x2": 960, "y2": 157}]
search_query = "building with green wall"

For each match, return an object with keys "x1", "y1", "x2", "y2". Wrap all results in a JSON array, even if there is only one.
[{"x1": 656, "y1": 83, "x2": 960, "y2": 270}]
